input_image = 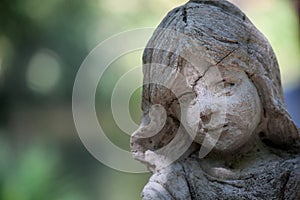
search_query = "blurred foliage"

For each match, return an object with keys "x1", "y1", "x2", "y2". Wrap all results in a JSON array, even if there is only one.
[
  {"x1": 0, "y1": 135, "x2": 89, "y2": 200},
  {"x1": 0, "y1": 0, "x2": 299, "y2": 199}
]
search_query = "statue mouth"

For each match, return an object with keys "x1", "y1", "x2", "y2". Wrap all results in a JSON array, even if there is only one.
[{"x1": 198, "y1": 123, "x2": 229, "y2": 135}]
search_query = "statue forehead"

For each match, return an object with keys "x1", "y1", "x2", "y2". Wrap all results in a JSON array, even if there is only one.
[{"x1": 142, "y1": 7, "x2": 252, "y2": 82}]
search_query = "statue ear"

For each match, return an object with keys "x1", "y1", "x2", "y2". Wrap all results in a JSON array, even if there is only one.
[
  {"x1": 263, "y1": 108, "x2": 299, "y2": 148},
  {"x1": 249, "y1": 73, "x2": 299, "y2": 148}
]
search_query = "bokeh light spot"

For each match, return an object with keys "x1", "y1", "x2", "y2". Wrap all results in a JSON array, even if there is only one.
[{"x1": 26, "y1": 49, "x2": 61, "y2": 94}]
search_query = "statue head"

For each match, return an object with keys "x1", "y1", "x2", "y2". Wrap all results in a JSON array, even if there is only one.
[{"x1": 131, "y1": 0, "x2": 298, "y2": 169}]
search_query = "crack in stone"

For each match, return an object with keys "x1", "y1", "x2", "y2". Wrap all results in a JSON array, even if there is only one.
[
  {"x1": 216, "y1": 47, "x2": 239, "y2": 65},
  {"x1": 182, "y1": 7, "x2": 187, "y2": 24},
  {"x1": 210, "y1": 34, "x2": 239, "y2": 45},
  {"x1": 280, "y1": 171, "x2": 291, "y2": 200},
  {"x1": 182, "y1": 164, "x2": 195, "y2": 199},
  {"x1": 191, "y1": 65, "x2": 213, "y2": 90}
]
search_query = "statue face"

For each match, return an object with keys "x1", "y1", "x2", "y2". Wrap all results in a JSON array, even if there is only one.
[
  {"x1": 132, "y1": 61, "x2": 262, "y2": 161},
  {"x1": 131, "y1": 0, "x2": 297, "y2": 168},
  {"x1": 186, "y1": 66, "x2": 262, "y2": 153}
]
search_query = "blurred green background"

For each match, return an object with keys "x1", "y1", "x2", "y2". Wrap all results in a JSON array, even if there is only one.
[{"x1": 0, "y1": 0, "x2": 299, "y2": 199}]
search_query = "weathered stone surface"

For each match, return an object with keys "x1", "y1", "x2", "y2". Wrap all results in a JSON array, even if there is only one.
[
  {"x1": 131, "y1": 0, "x2": 300, "y2": 199},
  {"x1": 142, "y1": 139, "x2": 300, "y2": 200}
]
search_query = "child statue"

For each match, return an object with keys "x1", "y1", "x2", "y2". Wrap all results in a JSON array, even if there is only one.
[{"x1": 131, "y1": 0, "x2": 300, "y2": 199}]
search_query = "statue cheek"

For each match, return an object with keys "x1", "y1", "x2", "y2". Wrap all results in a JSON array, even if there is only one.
[
  {"x1": 208, "y1": 77, "x2": 262, "y2": 152},
  {"x1": 225, "y1": 81, "x2": 261, "y2": 132}
]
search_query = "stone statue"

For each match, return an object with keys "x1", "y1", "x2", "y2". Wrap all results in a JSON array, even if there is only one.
[{"x1": 130, "y1": 0, "x2": 300, "y2": 199}]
